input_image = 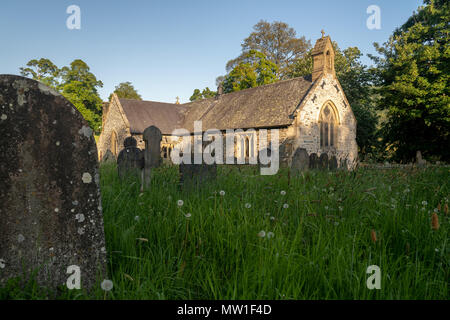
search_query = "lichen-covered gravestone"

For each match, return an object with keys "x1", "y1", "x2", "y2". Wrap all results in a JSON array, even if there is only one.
[
  {"x1": 117, "y1": 136, "x2": 144, "y2": 180},
  {"x1": 291, "y1": 148, "x2": 309, "y2": 173},
  {"x1": 0, "y1": 75, "x2": 107, "y2": 291},
  {"x1": 143, "y1": 125, "x2": 162, "y2": 188}
]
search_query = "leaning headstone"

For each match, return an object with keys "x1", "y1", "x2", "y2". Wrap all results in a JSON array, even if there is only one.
[
  {"x1": 142, "y1": 126, "x2": 162, "y2": 187},
  {"x1": 101, "y1": 149, "x2": 116, "y2": 163},
  {"x1": 309, "y1": 153, "x2": 318, "y2": 169},
  {"x1": 329, "y1": 155, "x2": 338, "y2": 170},
  {"x1": 291, "y1": 148, "x2": 309, "y2": 173},
  {"x1": 117, "y1": 136, "x2": 144, "y2": 180},
  {"x1": 179, "y1": 153, "x2": 217, "y2": 190},
  {"x1": 318, "y1": 153, "x2": 329, "y2": 170},
  {"x1": 0, "y1": 75, "x2": 107, "y2": 291}
]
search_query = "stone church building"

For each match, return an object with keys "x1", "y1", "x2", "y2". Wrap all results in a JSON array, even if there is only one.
[{"x1": 98, "y1": 34, "x2": 358, "y2": 168}]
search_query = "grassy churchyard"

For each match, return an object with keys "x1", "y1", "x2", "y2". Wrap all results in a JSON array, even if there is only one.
[{"x1": 2, "y1": 164, "x2": 447, "y2": 300}]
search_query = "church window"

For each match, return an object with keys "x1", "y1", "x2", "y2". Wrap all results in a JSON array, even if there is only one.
[{"x1": 319, "y1": 102, "x2": 338, "y2": 148}]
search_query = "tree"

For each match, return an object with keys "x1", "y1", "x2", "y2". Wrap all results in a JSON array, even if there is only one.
[
  {"x1": 58, "y1": 59, "x2": 104, "y2": 133},
  {"x1": 189, "y1": 87, "x2": 217, "y2": 101},
  {"x1": 108, "y1": 81, "x2": 142, "y2": 100},
  {"x1": 226, "y1": 20, "x2": 310, "y2": 79},
  {"x1": 370, "y1": 0, "x2": 450, "y2": 162},
  {"x1": 19, "y1": 58, "x2": 60, "y2": 89},
  {"x1": 288, "y1": 44, "x2": 379, "y2": 156},
  {"x1": 222, "y1": 50, "x2": 278, "y2": 93}
]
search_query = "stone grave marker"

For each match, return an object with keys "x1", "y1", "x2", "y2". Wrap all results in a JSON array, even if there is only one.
[
  {"x1": 117, "y1": 136, "x2": 144, "y2": 180},
  {"x1": 101, "y1": 149, "x2": 116, "y2": 163},
  {"x1": 309, "y1": 153, "x2": 318, "y2": 169},
  {"x1": 0, "y1": 75, "x2": 107, "y2": 291},
  {"x1": 179, "y1": 153, "x2": 217, "y2": 190},
  {"x1": 416, "y1": 150, "x2": 426, "y2": 167},
  {"x1": 329, "y1": 155, "x2": 338, "y2": 170},
  {"x1": 318, "y1": 153, "x2": 329, "y2": 170},
  {"x1": 142, "y1": 126, "x2": 162, "y2": 188},
  {"x1": 291, "y1": 148, "x2": 309, "y2": 173}
]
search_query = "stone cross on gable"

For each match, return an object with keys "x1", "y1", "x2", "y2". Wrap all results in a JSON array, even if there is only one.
[{"x1": 321, "y1": 29, "x2": 325, "y2": 38}]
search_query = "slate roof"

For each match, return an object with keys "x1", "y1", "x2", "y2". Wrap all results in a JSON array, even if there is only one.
[
  {"x1": 119, "y1": 99, "x2": 187, "y2": 134},
  {"x1": 118, "y1": 76, "x2": 315, "y2": 134}
]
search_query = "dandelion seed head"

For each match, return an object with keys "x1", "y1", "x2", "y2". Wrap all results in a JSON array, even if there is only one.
[
  {"x1": 267, "y1": 232, "x2": 275, "y2": 239},
  {"x1": 422, "y1": 200, "x2": 428, "y2": 206},
  {"x1": 177, "y1": 200, "x2": 184, "y2": 207},
  {"x1": 283, "y1": 203, "x2": 289, "y2": 209},
  {"x1": 245, "y1": 203, "x2": 251, "y2": 209},
  {"x1": 101, "y1": 279, "x2": 113, "y2": 291},
  {"x1": 184, "y1": 213, "x2": 192, "y2": 218},
  {"x1": 219, "y1": 190, "x2": 225, "y2": 196},
  {"x1": 257, "y1": 230, "x2": 266, "y2": 238},
  {"x1": 280, "y1": 190, "x2": 286, "y2": 196}
]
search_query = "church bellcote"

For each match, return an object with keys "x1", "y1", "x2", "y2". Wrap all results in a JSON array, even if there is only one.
[{"x1": 311, "y1": 30, "x2": 335, "y2": 82}]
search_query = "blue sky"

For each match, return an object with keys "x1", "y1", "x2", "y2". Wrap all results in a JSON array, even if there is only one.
[{"x1": 0, "y1": 0, "x2": 422, "y2": 103}]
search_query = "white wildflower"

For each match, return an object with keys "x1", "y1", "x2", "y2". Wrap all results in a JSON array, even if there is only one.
[{"x1": 101, "y1": 279, "x2": 114, "y2": 291}]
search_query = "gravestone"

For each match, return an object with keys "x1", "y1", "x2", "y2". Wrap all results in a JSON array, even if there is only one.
[
  {"x1": 318, "y1": 153, "x2": 329, "y2": 170},
  {"x1": 329, "y1": 155, "x2": 338, "y2": 170},
  {"x1": 309, "y1": 153, "x2": 318, "y2": 169},
  {"x1": 291, "y1": 148, "x2": 309, "y2": 173},
  {"x1": 117, "y1": 136, "x2": 144, "y2": 180},
  {"x1": 416, "y1": 150, "x2": 426, "y2": 167},
  {"x1": 143, "y1": 126, "x2": 162, "y2": 188},
  {"x1": 101, "y1": 149, "x2": 116, "y2": 163},
  {"x1": 179, "y1": 153, "x2": 217, "y2": 190},
  {"x1": 0, "y1": 75, "x2": 107, "y2": 291}
]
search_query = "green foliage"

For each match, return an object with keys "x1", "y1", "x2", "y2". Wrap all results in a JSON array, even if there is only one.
[
  {"x1": 20, "y1": 58, "x2": 104, "y2": 133},
  {"x1": 19, "y1": 58, "x2": 60, "y2": 89},
  {"x1": 108, "y1": 81, "x2": 142, "y2": 101},
  {"x1": 222, "y1": 50, "x2": 278, "y2": 93},
  {"x1": 1, "y1": 165, "x2": 448, "y2": 299},
  {"x1": 189, "y1": 87, "x2": 217, "y2": 101},
  {"x1": 226, "y1": 20, "x2": 311, "y2": 79},
  {"x1": 370, "y1": 0, "x2": 450, "y2": 162},
  {"x1": 58, "y1": 60, "x2": 104, "y2": 133}
]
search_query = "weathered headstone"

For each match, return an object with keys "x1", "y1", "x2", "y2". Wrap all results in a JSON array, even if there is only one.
[
  {"x1": 291, "y1": 148, "x2": 309, "y2": 173},
  {"x1": 318, "y1": 153, "x2": 329, "y2": 170},
  {"x1": 329, "y1": 155, "x2": 338, "y2": 170},
  {"x1": 101, "y1": 149, "x2": 116, "y2": 163},
  {"x1": 416, "y1": 150, "x2": 426, "y2": 167},
  {"x1": 309, "y1": 153, "x2": 318, "y2": 169},
  {"x1": 0, "y1": 75, "x2": 107, "y2": 291},
  {"x1": 117, "y1": 136, "x2": 144, "y2": 180},
  {"x1": 142, "y1": 126, "x2": 162, "y2": 187},
  {"x1": 179, "y1": 153, "x2": 217, "y2": 190}
]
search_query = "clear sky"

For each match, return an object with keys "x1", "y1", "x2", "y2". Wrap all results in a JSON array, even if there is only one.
[{"x1": 0, "y1": 0, "x2": 422, "y2": 103}]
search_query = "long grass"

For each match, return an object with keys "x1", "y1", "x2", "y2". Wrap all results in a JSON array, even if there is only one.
[{"x1": 1, "y1": 164, "x2": 448, "y2": 299}]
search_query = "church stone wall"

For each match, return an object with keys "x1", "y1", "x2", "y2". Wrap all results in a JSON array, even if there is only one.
[
  {"x1": 98, "y1": 97, "x2": 130, "y2": 160},
  {"x1": 295, "y1": 74, "x2": 358, "y2": 168}
]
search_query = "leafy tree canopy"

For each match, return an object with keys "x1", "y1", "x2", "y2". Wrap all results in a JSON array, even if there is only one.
[
  {"x1": 189, "y1": 87, "x2": 217, "y2": 101},
  {"x1": 108, "y1": 81, "x2": 142, "y2": 101},
  {"x1": 369, "y1": 0, "x2": 450, "y2": 161},
  {"x1": 222, "y1": 50, "x2": 278, "y2": 93},
  {"x1": 20, "y1": 58, "x2": 60, "y2": 89},
  {"x1": 226, "y1": 20, "x2": 310, "y2": 79}
]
